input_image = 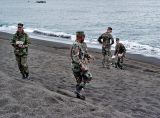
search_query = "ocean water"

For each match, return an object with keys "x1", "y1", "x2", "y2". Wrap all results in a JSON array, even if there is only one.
[{"x1": 0, "y1": 0, "x2": 160, "y2": 58}]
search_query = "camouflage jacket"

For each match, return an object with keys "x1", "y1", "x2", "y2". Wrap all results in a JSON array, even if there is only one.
[
  {"x1": 98, "y1": 32, "x2": 114, "y2": 48},
  {"x1": 114, "y1": 43, "x2": 126, "y2": 55},
  {"x1": 70, "y1": 41, "x2": 90, "y2": 71},
  {"x1": 11, "y1": 32, "x2": 30, "y2": 56}
]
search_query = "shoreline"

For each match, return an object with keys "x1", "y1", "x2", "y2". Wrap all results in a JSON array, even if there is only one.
[
  {"x1": 0, "y1": 31, "x2": 159, "y2": 66},
  {"x1": 0, "y1": 31, "x2": 160, "y2": 118}
]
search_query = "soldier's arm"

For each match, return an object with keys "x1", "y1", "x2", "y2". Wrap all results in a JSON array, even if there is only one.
[
  {"x1": 120, "y1": 43, "x2": 126, "y2": 53},
  {"x1": 110, "y1": 35, "x2": 114, "y2": 45},
  {"x1": 97, "y1": 35, "x2": 103, "y2": 44},
  {"x1": 83, "y1": 43, "x2": 89, "y2": 57},
  {"x1": 71, "y1": 44, "x2": 82, "y2": 65},
  {"x1": 114, "y1": 45, "x2": 118, "y2": 55},
  {"x1": 11, "y1": 34, "x2": 17, "y2": 48},
  {"x1": 119, "y1": 43, "x2": 126, "y2": 57},
  {"x1": 83, "y1": 43, "x2": 94, "y2": 61},
  {"x1": 122, "y1": 44, "x2": 126, "y2": 57},
  {"x1": 123, "y1": 45, "x2": 126, "y2": 53},
  {"x1": 84, "y1": 52, "x2": 94, "y2": 60},
  {"x1": 23, "y1": 34, "x2": 31, "y2": 48}
]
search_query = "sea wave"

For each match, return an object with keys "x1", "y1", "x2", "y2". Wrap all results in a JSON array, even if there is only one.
[
  {"x1": 0, "y1": 24, "x2": 17, "y2": 33},
  {"x1": 33, "y1": 30, "x2": 71, "y2": 39},
  {"x1": 120, "y1": 40, "x2": 160, "y2": 58},
  {"x1": 0, "y1": 24, "x2": 160, "y2": 59}
]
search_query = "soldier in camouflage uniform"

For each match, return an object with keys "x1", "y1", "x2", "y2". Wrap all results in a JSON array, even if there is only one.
[
  {"x1": 70, "y1": 31, "x2": 93, "y2": 100},
  {"x1": 98, "y1": 27, "x2": 114, "y2": 69},
  {"x1": 11, "y1": 23, "x2": 30, "y2": 79},
  {"x1": 114, "y1": 38, "x2": 126, "y2": 69}
]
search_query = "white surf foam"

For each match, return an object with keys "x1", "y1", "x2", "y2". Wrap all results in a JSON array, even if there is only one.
[
  {"x1": 0, "y1": 24, "x2": 160, "y2": 59},
  {"x1": 33, "y1": 29, "x2": 71, "y2": 39}
]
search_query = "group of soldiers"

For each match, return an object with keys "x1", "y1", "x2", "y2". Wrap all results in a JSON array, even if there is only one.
[
  {"x1": 70, "y1": 27, "x2": 126, "y2": 99},
  {"x1": 97, "y1": 27, "x2": 126, "y2": 69},
  {"x1": 11, "y1": 23, "x2": 126, "y2": 100}
]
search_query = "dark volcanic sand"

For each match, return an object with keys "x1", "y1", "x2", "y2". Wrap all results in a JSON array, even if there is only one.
[{"x1": 0, "y1": 37, "x2": 160, "y2": 118}]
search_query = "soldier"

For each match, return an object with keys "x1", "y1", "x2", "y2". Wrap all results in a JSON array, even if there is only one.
[
  {"x1": 98, "y1": 27, "x2": 114, "y2": 69},
  {"x1": 70, "y1": 31, "x2": 93, "y2": 100},
  {"x1": 11, "y1": 23, "x2": 30, "y2": 79},
  {"x1": 114, "y1": 38, "x2": 126, "y2": 69}
]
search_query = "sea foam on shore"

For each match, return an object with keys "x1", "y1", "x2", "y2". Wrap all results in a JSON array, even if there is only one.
[{"x1": 0, "y1": 24, "x2": 160, "y2": 59}]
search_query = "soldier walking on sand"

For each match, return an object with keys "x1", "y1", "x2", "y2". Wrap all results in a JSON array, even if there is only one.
[
  {"x1": 11, "y1": 23, "x2": 30, "y2": 79},
  {"x1": 98, "y1": 27, "x2": 114, "y2": 69},
  {"x1": 114, "y1": 38, "x2": 126, "y2": 69},
  {"x1": 70, "y1": 31, "x2": 93, "y2": 100}
]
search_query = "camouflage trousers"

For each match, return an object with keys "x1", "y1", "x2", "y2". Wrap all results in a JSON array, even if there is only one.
[
  {"x1": 15, "y1": 55, "x2": 29, "y2": 75},
  {"x1": 115, "y1": 55, "x2": 124, "y2": 69},
  {"x1": 102, "y1": 47, "x2": 111, "y2": 68},
  {"x1": 73, "y1": 70, "x2": 92, "y2": 84},
  {"x1": 72, "y1": 63, "x2": 92, "y2": 93}
]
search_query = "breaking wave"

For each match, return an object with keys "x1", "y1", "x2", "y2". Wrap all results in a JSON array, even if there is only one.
[{"x1": 0, "y1": 24, "x2": 160, "y2": 59}]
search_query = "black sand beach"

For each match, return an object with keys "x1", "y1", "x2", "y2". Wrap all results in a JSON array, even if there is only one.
[{"x1": 0, "y1": 32, "x2": 160, "y2": 118}]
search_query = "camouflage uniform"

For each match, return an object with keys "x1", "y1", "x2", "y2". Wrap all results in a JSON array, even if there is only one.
[
  {"x1": 114, "y1": 42, "x2": 126, "y2": 69},
  {"x1": 98, "y1": 32, "x2": 114, "y2": 68},
  {"x1": 11, "y1": 30, "x2": 30, "y2": 79},
  {"x1": 70, "y1": 31, "x2": 92, "y2": 99}
]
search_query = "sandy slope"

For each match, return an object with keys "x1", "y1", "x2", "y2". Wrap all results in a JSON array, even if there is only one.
[{"x1": 0, "y1": 38, "x2": 160, "y2": 118}]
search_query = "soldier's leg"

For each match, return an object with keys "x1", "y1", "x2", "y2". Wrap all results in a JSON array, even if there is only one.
[
  {"x1": 117, "y1": 57, "x2": 122, "y2": 69},
  {"x1": 15, "y1": 55, "x2": 23, "y2": 74},
  {"x1": 106, "y1": 49, "x2": 111, "y2": 69},
  {"x1": 102, "y1": 47, "x2": 106, "y2": 67},
  {"x1": 73, "y1": 71, "x2": 82, "y2": 93},
  {"x1": 102, "y1": 54, "x2": 106, "y2": 67},
  {"x1": 121, "y1": 57, "x2": 124, "y2": 63},
  {"x1": 73, "y1": 71, "x2": 86, "y2": 99},
  {"x1": 76, "y1": 71, "x2": 92, "y2": 100},
  {"x1": 114, "y1": 56, "x2": 118, "y2": 68},
  {"x1": 21, "y1": 55, "x2": 29, "y2": 78},
  {"x1": 82, "y1": 71, "x2": 92, "y2": 88},
  {"x1": 119, "y1": 57, "x2": 124, "y2": 69}
]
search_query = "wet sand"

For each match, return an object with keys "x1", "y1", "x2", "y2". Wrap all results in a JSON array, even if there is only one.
[{"x1": 0, "y1": 32, "x2": 160, "y2": 118}]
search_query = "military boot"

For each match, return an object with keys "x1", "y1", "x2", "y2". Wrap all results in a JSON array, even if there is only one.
[
  {"x1": 25, "y1": 73, "x2": 30, "y2": 80},
  {"x1": 76, "y1": 93, "x2": 85, "y2": 100},
  {"x1": 117, "y1": 62, "x2": 123, "y2": 69},
  {"x1": 75, "y1": 84, "x2": 82, "y2": 94},
  {"x1": 22, "y1": 73, "x2": 26, "y2": 79},
  {"x1": 74, "y1": 84, "x2": 85, "y2": 100},
  {"x1": 115, "y1": 63, "x2": 118, "y2": 68}
]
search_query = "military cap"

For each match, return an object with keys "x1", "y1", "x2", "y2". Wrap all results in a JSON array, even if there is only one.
[
  {"x1": 18, "y1": 23, "x2": 23, "y2": 27},
  {"x1": 76, "y1": 31, "x2": 85, "y2": 36},
  {"x1": 107, "y1": 27, "x2": 112, "y2": 30},
  {"x1": 116, "y1": 38, "x2": 120, "y2": 41}
]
